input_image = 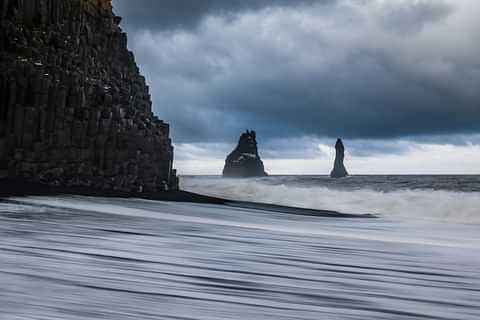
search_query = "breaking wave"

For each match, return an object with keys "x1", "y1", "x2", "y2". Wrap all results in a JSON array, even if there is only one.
[{"x1": 181, "y1": 176, "x2": 480, "y2": 224}]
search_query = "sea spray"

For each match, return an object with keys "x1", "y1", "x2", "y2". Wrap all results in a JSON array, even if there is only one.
[{"x1": 181, "y1": 175, "x2": 480, "y2": 224}]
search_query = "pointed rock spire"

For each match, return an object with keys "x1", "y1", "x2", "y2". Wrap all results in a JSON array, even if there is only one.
[{"x1": 330, "y1": 138, "x2": 348, "y2": 178}]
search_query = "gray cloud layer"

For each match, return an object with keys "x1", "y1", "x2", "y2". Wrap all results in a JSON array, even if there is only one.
[
  {"x1": 113, "y1": 0, "x2": 324, "y2": 30},
  {"x1": 112, "y1": 0, "x2": 480, "y2": 146}
]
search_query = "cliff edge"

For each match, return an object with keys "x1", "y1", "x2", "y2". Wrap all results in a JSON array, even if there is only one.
[
  {"x1": 0, "y1": 0, "x2": 178, "y2": 191},
  {"x1": 223, "y1": 130, "x2": 267, "y2": 178}
]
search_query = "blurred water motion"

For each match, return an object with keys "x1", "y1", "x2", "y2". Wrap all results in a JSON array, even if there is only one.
[{"x1": 1, "y1": 196, "x2": 480, "y2": 320}]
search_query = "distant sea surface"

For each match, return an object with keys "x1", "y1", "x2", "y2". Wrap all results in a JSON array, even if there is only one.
[{"x1": 1, "y1": 175, "x2": 479, "y2": 319}]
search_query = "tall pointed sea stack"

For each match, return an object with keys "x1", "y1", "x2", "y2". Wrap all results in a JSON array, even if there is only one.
[
  {"x1": 223, "y1": 130, "x2": 267, "y2": 177},
  {"x1": 0, "y1": 0, "x2": 178, "y2": 191},
  {"x1": 330, "y1": 138, "x2": 348, "y2": 178}
]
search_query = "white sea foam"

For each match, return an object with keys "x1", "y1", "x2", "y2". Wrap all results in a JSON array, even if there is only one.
[
  {"x1": 2, "y1": 194, "x2": 480, "y2": 319},
  {"x1": 181, "y1": 176, "x2": 480, "y2": 224},
  {"x1": 2, "y1": 177, "x2": 480, "y2": 319},
  {"x1": 5, "y1": 195, "x2": 480, "y2": 249}
]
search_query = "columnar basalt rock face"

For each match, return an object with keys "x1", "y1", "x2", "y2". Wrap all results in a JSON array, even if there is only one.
[
  {"x1": 0, "y1": 0, "x2": 178, "y2": 191},
  {"x1": 330, "y1": 138, "x2": 349, "y2": 178},
  {"x1": 223, "y1": 130, "x2": 267, "y2": 178}
]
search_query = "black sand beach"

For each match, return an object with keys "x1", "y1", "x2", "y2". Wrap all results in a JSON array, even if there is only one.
[{"x1": 1, "y1": 179, "x2": 479, "y2": 320}]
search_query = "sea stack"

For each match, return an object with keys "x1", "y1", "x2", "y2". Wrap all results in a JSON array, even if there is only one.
[
  {"x1": 0, "y1": 0, "x2": 178, "y2": 191},
  {"x1": 223, "y1": 130, "x2": 267, "y2": 177},
  {"x1": 330, "y1": 138, "x2": 349, "y2": 178}
]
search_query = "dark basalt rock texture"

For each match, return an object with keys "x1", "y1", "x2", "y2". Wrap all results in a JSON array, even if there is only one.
[
  {"x1": 330, "y1": 138, "x2": 348, "y2": 178},
  {"x1": 223, "y1": 130, "x2": 267, "y2": 177},
  {"x1": 0, "y1": 0, "x2": 178, "y2": 191}
]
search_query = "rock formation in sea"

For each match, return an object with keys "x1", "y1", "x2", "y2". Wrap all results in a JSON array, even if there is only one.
[
  {"x1": 223, "y1": 130, "x2": 267, "y2": 177},
  {"x1": 0, "y1": 0, "x2": 178, "y2": 191},
  {"x1": 330, "y1": 138, "x2": 348, "y2": 178}
]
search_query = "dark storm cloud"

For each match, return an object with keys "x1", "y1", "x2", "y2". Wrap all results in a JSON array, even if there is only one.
[
  {"x1": 112, "y1": 0, "x2": 324, "y2": 31},
  {"x1": 112, "y1": 0, "x2": 480, "y2": 148}
]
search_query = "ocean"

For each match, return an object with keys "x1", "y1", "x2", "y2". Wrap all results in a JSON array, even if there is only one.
[
  {"x1": 1, "y1": 175, "x2": 479, "y2": 319},
  {"x1": 182, "y1": 175, "x2": 480, "y2": 224}
]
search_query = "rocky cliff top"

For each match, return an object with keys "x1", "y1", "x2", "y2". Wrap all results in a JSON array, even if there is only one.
[{"x1": 83, "y1": 0, "x2": 112, "y2": 16}]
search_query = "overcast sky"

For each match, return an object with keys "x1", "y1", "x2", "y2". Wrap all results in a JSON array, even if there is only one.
[{"x1": 112, "y1": 0, "x2": 480, "y2": 174}]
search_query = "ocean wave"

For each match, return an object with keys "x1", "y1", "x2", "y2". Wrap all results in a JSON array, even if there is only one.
[{"x1": 181, "y1": 176, "x2": 480, "y2": 224}]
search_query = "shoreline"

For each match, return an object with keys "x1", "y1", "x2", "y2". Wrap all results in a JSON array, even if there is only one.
[
  {"x1": 0, "y1": 178, "x2": 372, "y2": 218},
  {"x1": 0, "y1": 178, "x2": 226, "y2": 204}
]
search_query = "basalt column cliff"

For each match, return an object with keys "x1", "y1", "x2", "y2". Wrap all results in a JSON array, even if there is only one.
[{"x1": 0, "y1": 0, "x2": 178, "y2": 191}]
